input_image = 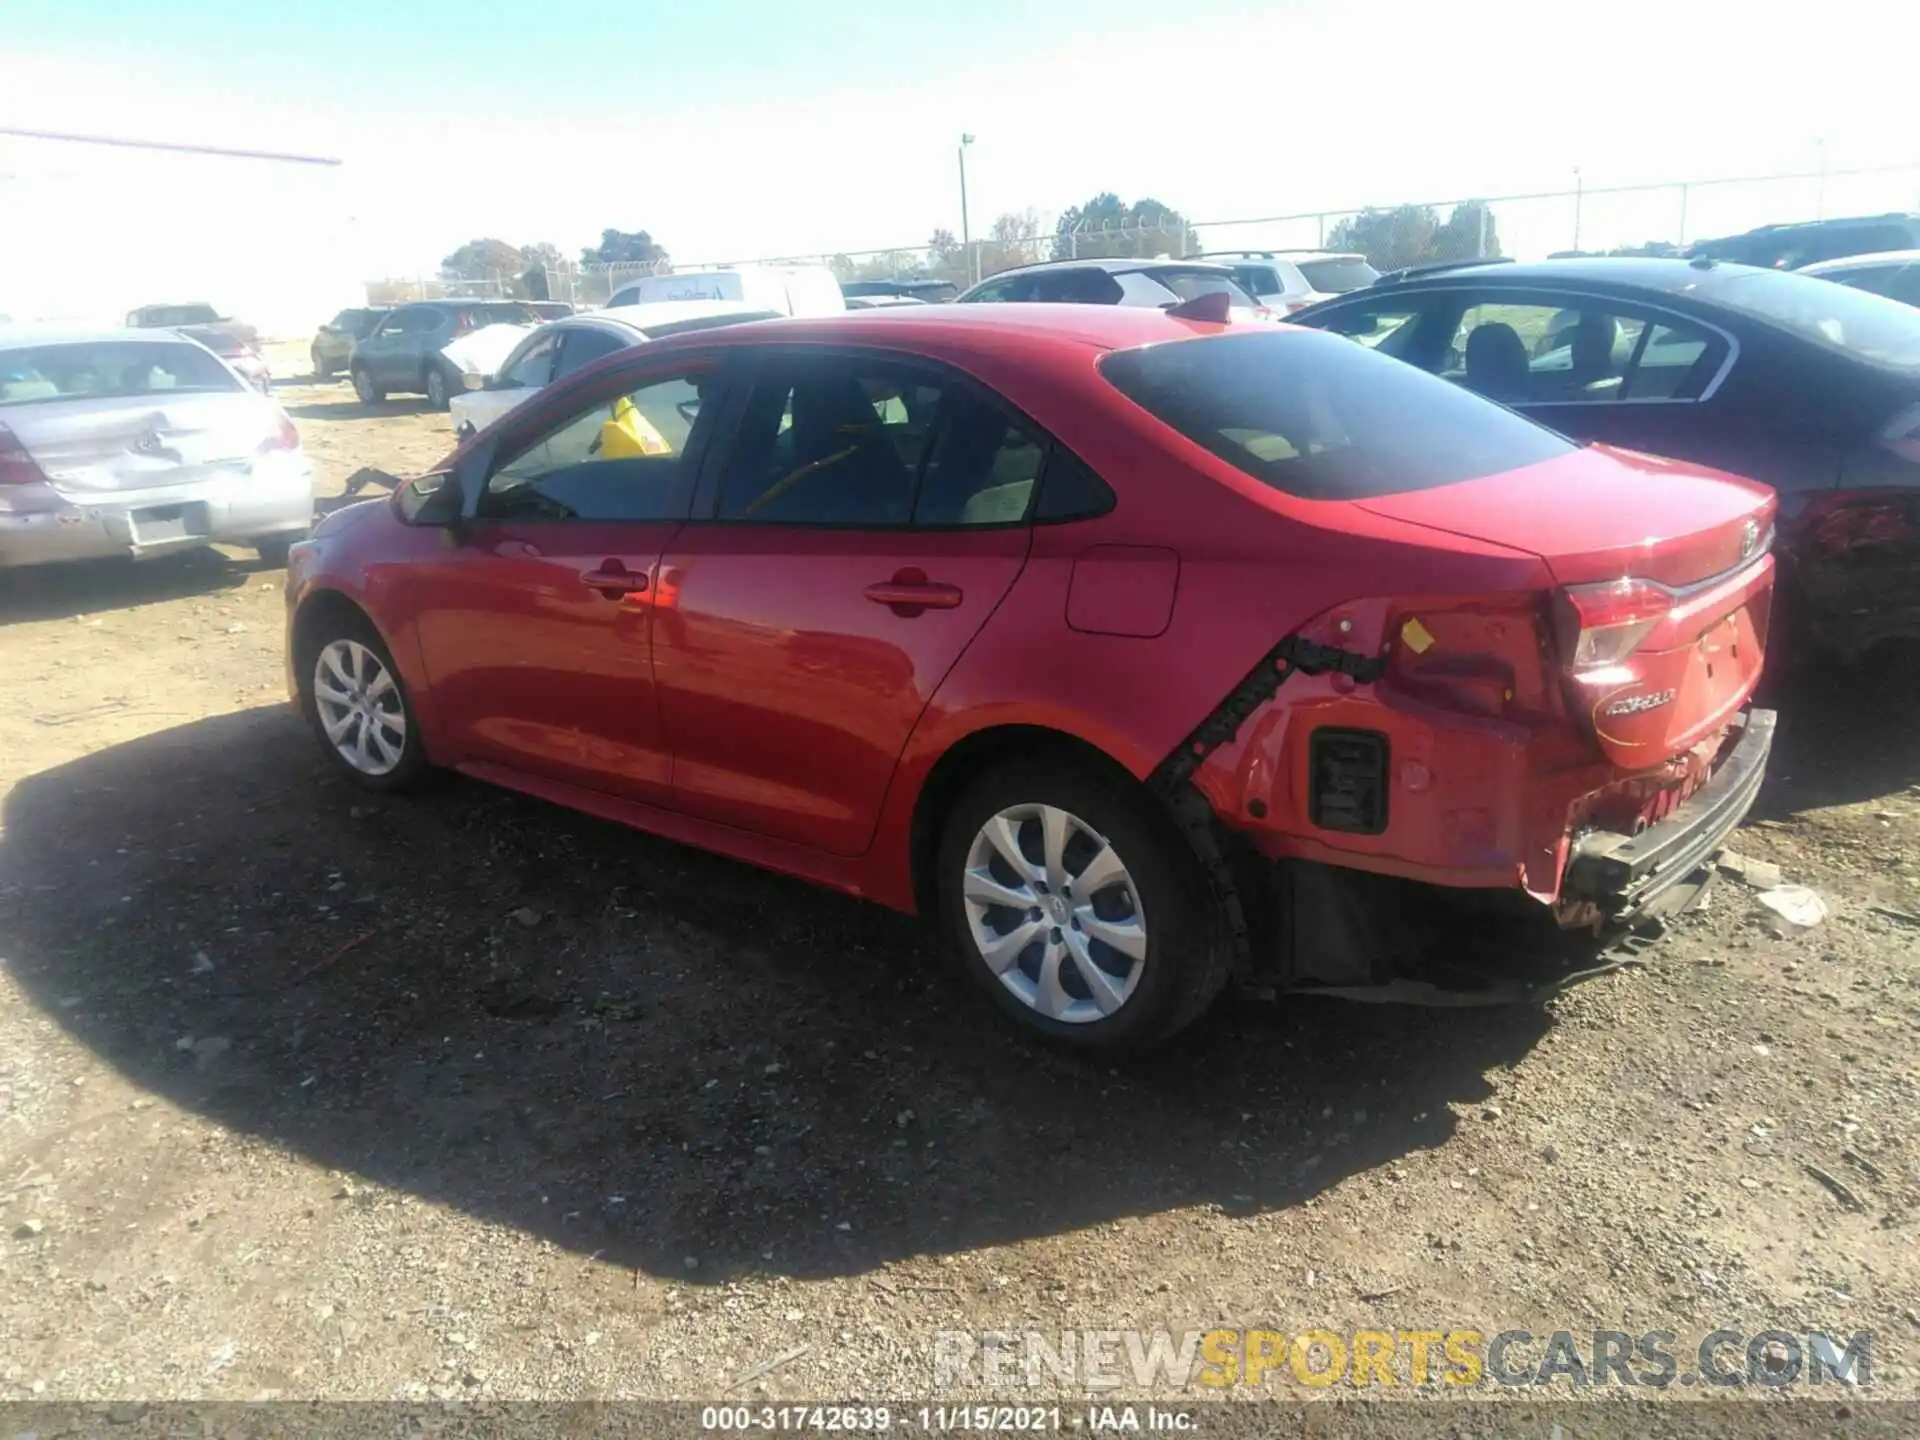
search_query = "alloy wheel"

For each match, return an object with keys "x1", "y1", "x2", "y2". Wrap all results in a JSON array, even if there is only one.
[
  {"x1": 312, "y1": 638, "x2": 407, "y2": 776},
  {"x1": 961, "y1": 803, "x2": 1147, "y2": 1023}
]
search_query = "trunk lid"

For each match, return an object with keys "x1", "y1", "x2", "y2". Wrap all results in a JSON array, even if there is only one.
[
  {"x1": 1358, "y1": 445, "x2": 1777, "y2": 768},
  {"x1": 6, "y1": 392, "x2": 277, "y2": 497},
  {"x1": 1352, "y1": 444, "x2": 1775, "y2": 588}
]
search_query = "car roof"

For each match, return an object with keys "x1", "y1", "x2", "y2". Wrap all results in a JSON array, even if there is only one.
[
  {"x1": 565, "y1": 299, "x2": 771, "y2": 333},
  {"x1": 650, "y1": 301, "x2": 1269, "y2": 357},
  {"x1": 1354, "y1": 255, "x2": 1789, "y2": 297},
  {"x1": 1798, "y1": 248, "x2": 1920, "y2": 275},
  {"x1": 1197, "y1": 250, "x2": 1366, "y2": 263},
  {"x1": 977, "y1": 256, "x2": 1236, "y2": 278}
]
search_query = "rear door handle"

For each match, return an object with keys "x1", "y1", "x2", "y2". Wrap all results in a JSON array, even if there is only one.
[
  {"x1": 864, "y1": 568, "x2": 963, "y2": 611},
  {"x1": 581, "y1": 560, "x2": 649, "y2": 598}
]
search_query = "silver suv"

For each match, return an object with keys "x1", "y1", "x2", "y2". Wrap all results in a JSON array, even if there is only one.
[{"x1": 1194, "y1": 251, "x2": 1380, "y2": 313}]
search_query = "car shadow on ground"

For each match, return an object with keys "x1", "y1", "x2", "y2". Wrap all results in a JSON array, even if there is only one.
[
  {"x1": 0, "y1": 548, "x2": 278, "y2": 625},
  {"x1": 1, "y1": 708, "x2": 1553, "y2": 1284},
  {"x1": 1752, "y1": 655, "x2": 1920, "y2": 817}
]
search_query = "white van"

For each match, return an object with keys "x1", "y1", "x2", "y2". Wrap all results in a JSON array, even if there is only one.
[{"x1": 605, "y1": 265, "x2": 845, "y2": 317}]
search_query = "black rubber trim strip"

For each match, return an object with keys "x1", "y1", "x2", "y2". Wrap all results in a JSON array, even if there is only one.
[{"x1": 1148, "y1": 633, "x2": 1389, "y2": 971}]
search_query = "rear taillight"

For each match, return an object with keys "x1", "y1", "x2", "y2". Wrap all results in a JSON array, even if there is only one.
[
  {"x1": 258, "y1": 411, "x2": 300, "y2": 455},
  {"x1": 452, "y1": 313, "x2": 474, "y2": 337},
  {"x1": 1552, "y1": 576, "x2": 1674, "y2": 672},
  {"x1": 0, "y1": 424, "x2": 51, "y2": 486}
]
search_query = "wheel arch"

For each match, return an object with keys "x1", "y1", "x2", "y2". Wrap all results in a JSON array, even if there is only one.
[
  {"x1": 288, "y1": 586, "x2": 380, "y2": 702},
  {"x1": 905, "y1": 723, "x2": 1154, "y2": 919}
]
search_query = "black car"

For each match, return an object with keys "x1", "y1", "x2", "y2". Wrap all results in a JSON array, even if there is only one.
[
  {"x1": 1290, "y1": 257, "x2": 1920, "y2": 660},
  {"x1": 1689, "y1": 214, "x2": 1920, "y2": 271},
  {"x1": 349, "y1": 299, "x2": 538, "y2": 410},
  {"x1": 954, "y1": 257, "x2": 1260, "y2": 310}
]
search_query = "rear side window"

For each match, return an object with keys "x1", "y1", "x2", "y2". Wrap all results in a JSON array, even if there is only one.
[
  {"x1": 1296, "y1": 257, "x2": 1380, "y2": 293},
  {"x1": 1708, "y1": 268, "x2": 1920, "y2": 372},
  {"x1": 1147, "y1": 268, "x2": 1258, "y2": 305},
  {"x1": 1099, "y1": 329, "x2": 1574, "y2": 501},
  {"x1": 0, "y1": 342, "x2": 242, "y2": 406}
]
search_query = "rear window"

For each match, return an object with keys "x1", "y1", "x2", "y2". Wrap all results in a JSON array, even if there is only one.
[
  {"x1": 0, "y1": 341, "x2": 242, "y2": 407},
  {"x1": 133, "y1": 304, "x2": 221, "y2": 327},
  {"x1": 1296, "y1": 257, "x2": 1380, "y2": 293},
  {"x1": 1098, "y1": 329, "x2": 1574, "y2": 500},
  {"x1": 1146, "y1": 268, "x2": 1259, "y2": 305},
  {"x1": 1707, "y1": 268, "x2": 1920, "y2": 372}
]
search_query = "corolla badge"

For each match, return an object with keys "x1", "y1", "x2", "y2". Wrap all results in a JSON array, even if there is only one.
[
  {"x1": 1740, "y1": 518, "x2": 1760, "y2": 560},
  {"x1": 1602, "y1": 689, "x2": 1677, "y2": 717}
]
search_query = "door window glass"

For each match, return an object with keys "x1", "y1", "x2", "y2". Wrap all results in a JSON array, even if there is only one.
[
  {"x1": 481, "y1": 369, "x2": 715, "y2": 522},
  {"x1": 1443, "y1": 298, "x2": 1718, "y2": 403},
  {"x1": 501, "y1": 333, "x2": 558, "y2": 388},
  {"x1": 714, "y1": 357, "x2": 1043, "y2": 527},
  {"x1": 553, "y1": 328, "x2": 628, "y2": 379}
]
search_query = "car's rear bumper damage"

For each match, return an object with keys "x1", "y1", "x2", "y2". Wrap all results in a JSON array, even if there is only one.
[{"x1": 1561, "y1": 707, "x2": 1775, "y2": 921}]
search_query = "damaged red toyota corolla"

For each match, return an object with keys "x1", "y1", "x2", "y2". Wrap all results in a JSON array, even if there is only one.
[{"x1": 284, "y1": 301, "x2": 1776, "y2": 1052}]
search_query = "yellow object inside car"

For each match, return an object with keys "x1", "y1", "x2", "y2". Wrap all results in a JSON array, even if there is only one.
[{"x1": 599, "y1": 395, "x2": 671, "y2": 459}]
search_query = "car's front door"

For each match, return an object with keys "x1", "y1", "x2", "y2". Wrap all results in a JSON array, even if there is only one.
[
  {"x1": 410, "y1": 358, "x2": 729, "y2": 803},
  {"x1": 653, "y1": 351, "x2": 1044, "y2": 856},
  {"x1": 355, "y1": 309, "x2": 411, "y2": 386}
]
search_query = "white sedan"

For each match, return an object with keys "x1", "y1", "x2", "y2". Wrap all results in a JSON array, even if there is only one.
[
  {"x1": 0, "y1": 330, "x2": 312, "y2": 569},
  {"x1": 448, "y1": 300, "x2": 780, "y2": 441}
]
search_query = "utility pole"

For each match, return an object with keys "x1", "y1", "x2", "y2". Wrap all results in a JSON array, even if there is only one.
[
  {"x1": 1572, "y1": 166, "x2": 1584, "y2": 253},
  {"x1": 958, "y1": 133, "x2": 976, "y2": 286},
  {"x1": 1816, "y1": 137, "x2": 1829, "y2": 219}
]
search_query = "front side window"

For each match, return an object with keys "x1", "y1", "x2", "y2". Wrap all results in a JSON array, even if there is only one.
[
  {"x1": 501, "y1": 333, "x2": 558, "y2": 388},
  {"x1": 481, "y1": 368, "x2": 716, "y2": 522},
  {"x1": 1230, "y1": 265, "x2": 1283, "y2": 297},
  {"x1": 553, "y1": 328, "x2": 629, "y2": 380},
  {"x1": 961, "y1": 275, "x2": 1029, "y2": 303},
  {"x1": 1146, "y1": 268, "x2": 1258, "y2": 305},
  {"x1": 1028, "y1": 269, "x2": 1124, "y2": 304},
  {"x1": 713, "y1": 356, "x2": 1042, "y2": 527},
  {"x1": 1100, "y1": 328, "x2": 1575, "y2": 501},
  {"x1": 1296, "y1": 257, "x2": 1380, "y2": 293},
  {"x1": 1443, "y1": 296, "x2": 1720, "y2": 403}
]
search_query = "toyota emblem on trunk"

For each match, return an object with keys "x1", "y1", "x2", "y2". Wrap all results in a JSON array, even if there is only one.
[{"x1": 1740, "y1": 518, "x2": 1760, "y2": 560}]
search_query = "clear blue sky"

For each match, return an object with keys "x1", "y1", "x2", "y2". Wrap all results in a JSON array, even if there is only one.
[{"x1": 5, "y1": 0, "x2": 1917, "y2": 275}]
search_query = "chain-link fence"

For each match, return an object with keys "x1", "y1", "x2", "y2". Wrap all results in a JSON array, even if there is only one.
[{"x1": 366, "y1": 163, "x2": 1920, "y2": 307}]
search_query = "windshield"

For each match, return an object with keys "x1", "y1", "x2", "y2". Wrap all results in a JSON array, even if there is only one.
[
  {"x1": 0, "y1": 341, "x2": 243, "y2": 406},
  {"x1": 132, "y1": 304, "x2": 221, "y2": 327},
  {"x1": 1147, "y1": 268, "x2": 1259, "y2": 305},
  {"x1": 1297, "y1": 257, "x2": 1380, "y2": 293},
  {"x1": 1099, "y1": 328, "x2": 1574, "y2": 500},
  {"x1": 1708, "y1": 268, "x2": 1920, "y2": 371}
]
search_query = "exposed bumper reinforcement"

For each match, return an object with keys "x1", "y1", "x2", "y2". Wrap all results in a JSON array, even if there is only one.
[{"x1": 1564, "y1": 707, "x2": 1777, "y2": 919}]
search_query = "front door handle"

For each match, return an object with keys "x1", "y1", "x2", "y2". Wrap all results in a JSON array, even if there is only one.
[
  {"x1": 581, "y1": 559, "x2": 649, "y2": 598},
  {"x1": 864, "y1": 568, "x2": 963, "y2": 612}
]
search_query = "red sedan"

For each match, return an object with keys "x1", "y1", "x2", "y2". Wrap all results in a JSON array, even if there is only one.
[{"x1": 284, "y1": 301, "x2": 1778, "y2": 1052}]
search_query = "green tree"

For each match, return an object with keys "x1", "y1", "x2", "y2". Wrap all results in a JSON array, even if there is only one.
[
  {"x1": 440, "y1": 238, "x2": 524, "y2": 283},
  {"x1": 1326, "y1": 201, "x2": 1501, "y2": 272},
  {"x1": 1052, "y1": 193, "x2": 1199, "y2": 260},
  {"x1": 926, "y1": 227, "x2": 967, "y2": 285},
  {"x1": 579, "y1": 228, "x2": 669, "y2": 267}
]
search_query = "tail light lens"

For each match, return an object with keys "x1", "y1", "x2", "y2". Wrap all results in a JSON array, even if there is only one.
[
  {"x1": 1552, "y1": 577, "x2": 1673, "y2": 672},
  {"x1": 258, "y1": 411, "x2": 300, "y2": 455},
  {"x1": 452, "y1": 312, "x2": 475, "y2": 337},
  {"x1": 0, "y1": 424, "x2": 51, "y2": 487}
]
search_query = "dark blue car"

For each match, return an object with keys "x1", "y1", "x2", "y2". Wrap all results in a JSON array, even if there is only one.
[{"x1": 1290, "y1": 257, "x2": 1920, "y2": 661}]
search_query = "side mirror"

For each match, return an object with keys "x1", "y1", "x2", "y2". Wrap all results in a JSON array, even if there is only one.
[{"x1": 396, "y1": 471, "x2": 463, "y2": 528}]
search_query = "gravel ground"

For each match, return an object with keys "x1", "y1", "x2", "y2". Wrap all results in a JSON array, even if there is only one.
[{"x1": 2, "y1": 367, "x2": 1919, "y2": 1411}]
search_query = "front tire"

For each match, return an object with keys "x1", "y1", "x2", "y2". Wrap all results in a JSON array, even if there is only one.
[
  {"x1": 252, "y1": 534, "x2": 298, "y2": 567},
  {"x1": 935, "y1": 762, "x2": 1229, "y2": 1054},
  {"x1": 424, "y1": 365, "x2": 452, "y2": 411},
  {"x1": 352, "y1": 366, "x2": 384, "y2": 406},
  {"x1": 298, "y1": 612, "x2": 431, "y2": 792},
  {"x1": 312, "y1": 348, "x2": 334, "y2": 380}
]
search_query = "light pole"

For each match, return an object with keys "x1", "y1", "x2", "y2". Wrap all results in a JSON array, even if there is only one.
[
  {"x1": 1572, "y1": 166, "x2": 1583, "y2": 253},
  {"x1": 1816, "y1": 137, "x2": 1828, "y2": 220},
  {"x1": 958, "y1": 133, "x2": 976, "y2": 286}
]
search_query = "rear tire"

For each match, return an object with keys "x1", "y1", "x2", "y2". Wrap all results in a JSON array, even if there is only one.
[
  {"x1": 296, "y1": 610, "x2": 432, "y2": 793},
  {"x1": 252, "y1": 534, "x2": 298, "y2": 567},
  {"x1": 935, "y1": 761, "x2": 1229, "y2": 1055},
  {"x1": 311, "y1": 348, "x2": 334, "y2": 380},
  {"x1": 352, "y1": 366, "x2": 384, "y2": 406}
]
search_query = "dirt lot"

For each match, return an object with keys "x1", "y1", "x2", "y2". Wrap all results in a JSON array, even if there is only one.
[{"x1": 3, "y1": 369, "x2": 1920, "y2": 1410}]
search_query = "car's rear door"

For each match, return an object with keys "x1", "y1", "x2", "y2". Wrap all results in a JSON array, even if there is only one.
[
  {"x1": 409, "y1": 355, "x2": 732, "y2": 803},
  {"x1": 652, "y1": 349, "x2": 1041, "y2": 856}
]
